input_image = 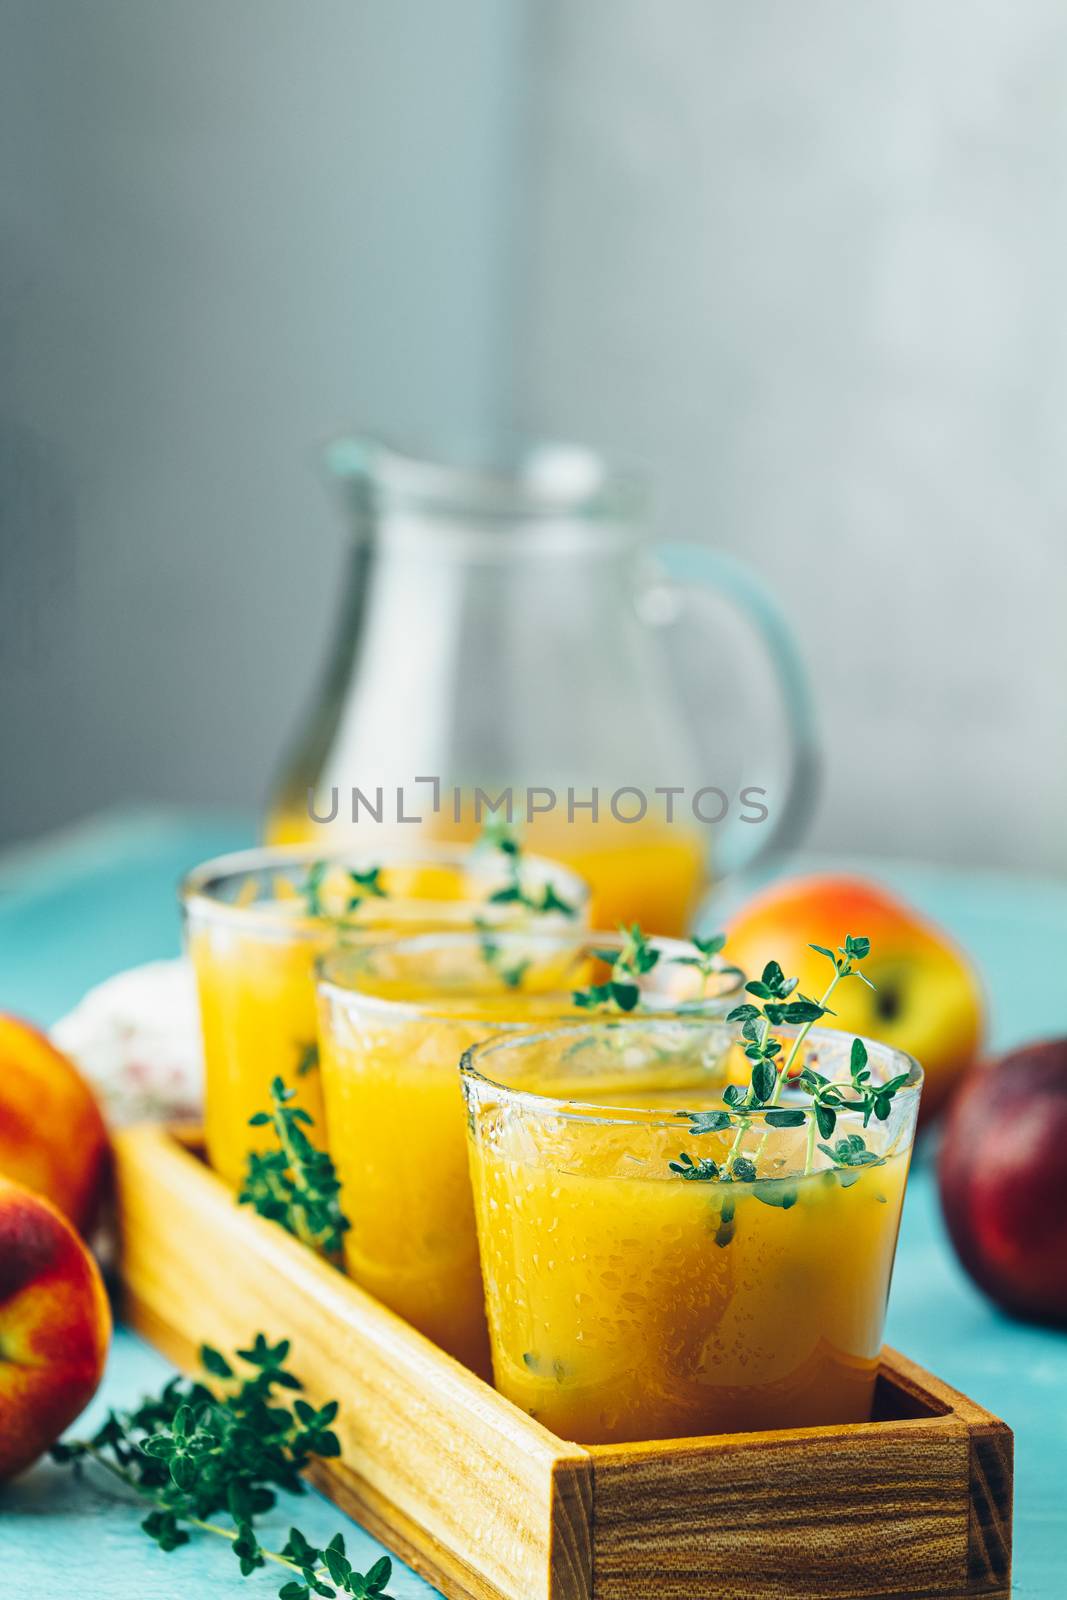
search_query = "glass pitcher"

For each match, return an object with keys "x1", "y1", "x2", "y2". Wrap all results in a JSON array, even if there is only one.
[{"x1": 266, "y1": 438, "x2": 817, "y2": 935}]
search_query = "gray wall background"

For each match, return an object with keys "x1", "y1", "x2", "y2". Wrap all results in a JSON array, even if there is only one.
[
  {"x1": 3, "y1": 1, "x2": 1066, "y2": 872},
  {"x1": 513, "y1": 0, "x2": 1067, "y2": 876},
  {"x1": 1, "y1": 0, "x2": 524, "y2": 841}
]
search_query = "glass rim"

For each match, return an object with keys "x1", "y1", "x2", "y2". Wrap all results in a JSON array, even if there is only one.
[
  {"x1": 460, "y1": 1021, "x2": 924, "y2": 1128},
  {"x1": 315, "y1": 928, "x2": 745, "y2": 1024},
  {"x1": 325, "y1": 433, "x2": 643, "y2": 526},
  {"x1": 179, "y1": 840, "x2": 590, "y2": 940}
]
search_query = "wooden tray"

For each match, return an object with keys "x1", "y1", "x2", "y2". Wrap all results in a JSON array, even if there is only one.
[{"x1": 113, "y1": 1125, "x2": 1013, "y2": 1600}]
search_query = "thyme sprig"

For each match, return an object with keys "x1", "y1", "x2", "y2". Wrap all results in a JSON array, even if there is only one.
[
  {"x1": 572, "y1": 924, "x2": 661, "y2": 1012},
  {"x1": 795, "y1": 1033, "x2": 912, "y2": 1144},
  {"x1": 479, "y1": 819, "x2": 578, "y2": 918},
  {"x1": 474, "y1": 820, "x2": 579, "y2": 988},
  {"x1": 240, "y1": 1078, "x2": 349, "y2": 1262},
  {"x1": 668, "y1": 1151, "x2": 757, "y2": 1184},
  {"x1": 303, "y1": 863, "x2": 387, "y2": 920},
  {"x1": 672, "y1": 934, "x2": 911, "y2": 1183},
  {"x1": 474, "y1": 917, "x2": 531, "y2": 990},
  {"x1": 52, "y1": 1338, "x2": 395, "y2": 1599},
  {"x1": 670, "y1": 933, "x2": 746, "y2": 1012},
  {"x1": 294, "y1": 1041, "x2": 319, "y2": 1078},
  {"x1": 718, "y1": 936, "x2": 870, "y2": 1121},
  {"x1": 570, "y1": 925, "x2": 739, "y2": 1014},
  {"x1": 671, "y1": 932, "x2": 747, "y2": 990},
  {"x1": 819, "y1": 1131, "x2": 886, "y2": 1169}
]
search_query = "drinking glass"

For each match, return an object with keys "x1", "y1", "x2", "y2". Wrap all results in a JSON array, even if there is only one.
[
  {"x1": 315, "y1": 930, "x2": 742, "y2": 1372},
  {"x1": 462, "y1": 1024, "x2": 922, "y2": 1443},
  {"x1": 182, "y1": 841, "x2": 588, "y2": 1186}
]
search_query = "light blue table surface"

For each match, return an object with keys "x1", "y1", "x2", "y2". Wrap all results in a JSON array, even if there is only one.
[{"x1": 1, "y1": 808, "x2": 1064, "y2": 1598}]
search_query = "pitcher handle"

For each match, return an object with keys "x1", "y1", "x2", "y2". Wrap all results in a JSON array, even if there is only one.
[{"x1": 649, "y1": 541, "x2": 820, "y2": 878}]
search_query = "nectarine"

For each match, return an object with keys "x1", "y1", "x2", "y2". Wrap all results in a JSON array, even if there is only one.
[
  {"x1": 724, "y1": 875, "x2": 983, "y2": 1125},
  {"x1": 939, "y1": 1040, "x2": 1067, "y2": 1326},
  {"x1": 0, "y1": 1176, "x2": 111, "y2": 1478},
  {"x1": 0, "y1": 1015, "x2": 109, "y2": 1233}
]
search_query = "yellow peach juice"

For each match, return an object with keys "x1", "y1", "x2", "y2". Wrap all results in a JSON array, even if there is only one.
[
  {"x1": 314, "y1": 934, "x2": 740, "y2": 1375},
  {"x1": 317, "y1": 993, "x2": 573, "y2": 1374},
  {"x1": 188, "y1": 909, "x2": 327, "y2": 1187}
]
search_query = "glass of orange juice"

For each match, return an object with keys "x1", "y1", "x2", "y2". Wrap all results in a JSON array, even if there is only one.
[
  {"x1": 314, "y1": 931, "x2": 743, "y2": 1373},
  {"x1": 181, "y1": 842, "x2": 590, "y2": 1188},
  {"x1": 462, "y1": 1023, "x2": 922, "y2": 1443}
]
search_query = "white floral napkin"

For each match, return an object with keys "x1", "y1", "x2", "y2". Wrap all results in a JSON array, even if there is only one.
[{"x1": 52, "y1": 959, "x2": 203, "y2": 1125}]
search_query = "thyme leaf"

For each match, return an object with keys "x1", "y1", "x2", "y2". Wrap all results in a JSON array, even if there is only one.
[
  {"x1": 571, "y1": 924, "x2": 660, "y2": 1011},
  {"x1": 480, "y1": 819, "x2": 578, "y2": 918},
  {"x1": 52, "y1": 1340, "x2": 395, "y2": 1599},
  {"x1": 240, "y1": 1078, "x2": 349, "y2": 1262}
]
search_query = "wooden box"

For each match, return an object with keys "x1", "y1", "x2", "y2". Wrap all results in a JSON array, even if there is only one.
[{"x1": 113, "y1": 1125, "x2": 1013, "y2": 1600}]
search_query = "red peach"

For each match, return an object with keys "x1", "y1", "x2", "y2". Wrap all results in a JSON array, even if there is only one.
[
  {"x1": 0, "y1": 1015, "x2": 109, "y2": 1233},
  {"x1": 0, "y1": 1176, "x2": 111, "y2": 1477},
  {"x1": 938, "y1": 1039, "x2": 1067, "y2": 1326}
]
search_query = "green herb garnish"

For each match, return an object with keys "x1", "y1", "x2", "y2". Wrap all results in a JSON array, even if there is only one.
[
  {"x1": 672, "y1": 933, "x2": 910, "y2": 1190},
  {"x1": 345, "y1": 866, "x2": 386, "y2": 910},
  {"x1": 240, "y1": 1078, "x2": 349, "y2": 1262},
  {"x1": 667, "y1": 1152, "x2": 763, "y2": 1185},
  {"x1": 303, "y1": 863, "x2": 387, "y2": 920},
  {"x1": 797, "y1": 1034, "x2": 913, "y2": 1140},
  {"x1": 572, "y1": 924, "x2": 736, "y2": 1014},
  {"x1": 303, "y1": 861, "x2": 328, "y2": 918},
  {"x1": 480, "y1": 819, "x2": 577, "y2": 918},
  {"x1": 474, "y1": 917, "x2": 531, "y2": 990},
  {"x1": 572, "y1": 923, "x2": 661, "y2": 1011},
  {"x1": 818, "y1": 1132, "x2": 887, "y2": 1169},
  {"x1": 473, "y1": 821, "x2": 578, "y2": 989},
  {"x1": 669, "y1": 933, "x2": 745, "y2": 1008},
  {"x1": 714, "y1": 1195, "x2": 736, "y2": 1247},
  {"x1": 683, "y1": 1109, "x2": 732, "y2": 1135},
  {"x1": 752, "y1": 1179, "x2": 798, "y2": 1209},
  {"x1": 671, "y1": 931, "x2": 728, "y2": 973},
  {"x1": 668, "y1": 1152, "x2": 720, "y2": 1181},
  {"x1": 52, "y1": 1338, "x2": 395, "y2": 1599},
  {"x1": 294, "y1": 1041, "x2": 319, "y2": 1078}
]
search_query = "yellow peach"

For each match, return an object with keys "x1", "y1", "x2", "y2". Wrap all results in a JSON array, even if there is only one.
[{"x1": 725, "y1": 875, "x2": 983, "y2": 1125}]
